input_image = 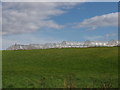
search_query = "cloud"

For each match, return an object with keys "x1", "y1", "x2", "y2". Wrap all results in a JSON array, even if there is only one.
[
  {"x1": 76, "y1": 12, "x2": 118, "y2": 30},
  {"x1": 1, "y1": 0, "x2": 119, "y2": 2},
  {"x1": 1, "y1": 0, "x2": 87, "y2": 2},
  {"x1": 0, "y1": 2, "x2": 2, "y2": 33},
  {"x1": 84, "y1": 36, "x2": 103, "y2": 40},
  {"x1": 105, "y1": 33, "x2": 117, "y2": 38},
  {"x1": 84, "y1": 33, "x2": 117, "y2": 41},
  {"x1": 2, "y1": 2, "x2": 79, "y2": 35},
  {"x1": 0, "y1": 3, "x2": 2, "y2": 49}
]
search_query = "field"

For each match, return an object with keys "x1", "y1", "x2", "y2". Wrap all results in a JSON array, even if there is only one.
[{"x1": 2, "y1": 47, "x2": 118, "y2": 88}]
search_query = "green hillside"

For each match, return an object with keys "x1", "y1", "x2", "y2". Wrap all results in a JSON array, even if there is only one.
[{"x1": 2, "y1": 47, "x2": 118, "y2": 88}]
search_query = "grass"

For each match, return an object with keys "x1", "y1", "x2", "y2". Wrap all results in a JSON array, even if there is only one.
[{"x1": 2, "y1": 47, "x2": 118, "y2": 88}]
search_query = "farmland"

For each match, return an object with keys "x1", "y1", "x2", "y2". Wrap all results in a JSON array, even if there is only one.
[{"x1": 2, "y1": 47, "x2": 118, "y2": 88}]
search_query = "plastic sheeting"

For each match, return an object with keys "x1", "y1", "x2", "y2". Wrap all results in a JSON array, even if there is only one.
[{"x1": 6, "y1": 40, "x2": 120, "y2": 50}]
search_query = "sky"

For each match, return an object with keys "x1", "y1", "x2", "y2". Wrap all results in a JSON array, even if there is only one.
[{"x1": 1, "y1": 2, "x2": 119, "y2": 49}]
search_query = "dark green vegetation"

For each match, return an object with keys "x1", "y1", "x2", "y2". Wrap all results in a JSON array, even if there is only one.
[{"x1": 2, "y1": 47, "x2": 118, "y2": 88}]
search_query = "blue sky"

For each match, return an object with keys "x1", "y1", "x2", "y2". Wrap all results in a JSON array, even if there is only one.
[
  {"x1": 52, "y1": 2, "x2": 118, "y2": 23},
  {"x1": 2, "y1": 2, "x2": 118, "y2": 49}
]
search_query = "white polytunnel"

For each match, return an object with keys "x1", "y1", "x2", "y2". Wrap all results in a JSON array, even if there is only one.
[{"x1": 6, "y1": 40, "x2": 120, "y2": 50}]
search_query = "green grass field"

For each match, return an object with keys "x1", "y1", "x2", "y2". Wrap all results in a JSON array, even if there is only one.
[{"x1": 2, "y1": 47, "x2": 118, "y2": 88}]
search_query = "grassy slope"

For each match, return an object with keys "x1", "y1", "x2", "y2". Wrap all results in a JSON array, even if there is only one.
[{"x1": 2, "y1": 47, "x2": 118, "y2": 88}]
